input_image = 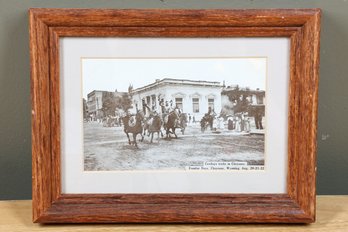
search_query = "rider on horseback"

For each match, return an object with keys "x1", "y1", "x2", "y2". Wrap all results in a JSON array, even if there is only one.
[
  {"x1": 161, "y1": 100, "x2": 172, "y2": 124},
  {"x1": 207, "y1": 107, "x2": 216, "y2": 130},
  {"x1": 200, "y1": 107, "x2": 216, "y2": 132},
  {"x1": 143, "y1": 102, "x2": 163, "y2": 142}
]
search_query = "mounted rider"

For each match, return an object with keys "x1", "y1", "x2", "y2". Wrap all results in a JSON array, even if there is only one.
[
  {"x1": 201, "y1": 107, "x2": 216, "y2": 130},
  {"x1": 161, "y1": 100, "x2": 172, "y2": 124},
  {"x1": 207, "y1": 106, "x2": 217, "y2": 117}
]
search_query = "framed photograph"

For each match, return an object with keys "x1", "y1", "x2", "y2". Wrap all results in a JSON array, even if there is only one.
[{"x1": 30, "y1": 8, "x2": 321, "y2": 223}]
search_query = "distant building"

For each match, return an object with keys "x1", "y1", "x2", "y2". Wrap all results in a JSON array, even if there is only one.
[
  {"x1": 87, "y1": 90, "x2": 104, "y2": 120},
  {"x1": 87, "y1": 90, "x2": 127, "y2": 120},
  {"x1": 83, "y1": 98, "x2": 88, "y2": 119},
  {"x1": 131, "y1": 78, "x2": 223, "y2": 120}
]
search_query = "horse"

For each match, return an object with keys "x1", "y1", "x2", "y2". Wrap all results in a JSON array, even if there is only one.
[
  {"x1": 177, "y1": 113, "x2": 188, "y2": 135},
  {"x1": 200, "y1": 114, "x2": 213, "y2": 132},
  {"x1": 163, "y1": 110, "x2": 180, "y2": 138},
  {"x1": 121, "y1": 111, "x2": 144, "y2": 148},
  {"x1": 143, "y1": 115, "x2": 163, "y2": 143}
]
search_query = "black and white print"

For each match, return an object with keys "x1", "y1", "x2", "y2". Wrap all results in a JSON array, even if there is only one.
[{"x1": 83, "y1": 58, "x2": 266, "y2": 171}]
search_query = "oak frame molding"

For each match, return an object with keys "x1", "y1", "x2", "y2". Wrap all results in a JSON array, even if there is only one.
[{"x1": 29, "y1": 8, "x2": 321, "y2": 223}]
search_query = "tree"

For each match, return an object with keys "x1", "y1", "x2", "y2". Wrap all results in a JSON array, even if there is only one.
[
  {"x1": 102, "y1": 91, "x2": 133, "y2": 116},
  {"x1": 223, "y1": 86, "x2": 251, "y2": 114},
  {"x1": 102, "y1": 92, "x2": 117, "y2": 116},
  {"x1": 117, "y1": 94, "x2": 133, "y2": 111}
]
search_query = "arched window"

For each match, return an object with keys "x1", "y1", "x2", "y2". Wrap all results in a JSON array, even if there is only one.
[
  {"x1": 175, "y1": 98, "x2": 183, "y2": 110},
  {"x1": 208, "y1": 98, "x2": 214, "y2": 110},
  {"x1": 192, "y1": 98, "x2": 199, "y2": 113},
  {"x1": 172, "y1": 92, "x2": 186, "y2": 110}
]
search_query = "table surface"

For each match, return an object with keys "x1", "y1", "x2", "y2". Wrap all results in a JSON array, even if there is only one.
[{"x1": 0, "y1": 196, "x2": 347, "y2": 231}]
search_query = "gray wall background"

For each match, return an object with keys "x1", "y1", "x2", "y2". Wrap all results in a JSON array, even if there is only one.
[{"x1": 0, "y1": 0, "x2": 347, "y2": 200}]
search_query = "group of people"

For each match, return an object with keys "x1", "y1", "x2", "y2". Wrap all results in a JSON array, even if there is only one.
[
  {"x1": 226, "y1": 111, "x2": 264, "y2": 132},
  {"x1": 102, "y1": 115, "x2": 122, "y2": 127},
  {"x1": 86, "y1": 96, "x2": 264, "y2": 133},
  {"x1": 142, "y1": 98, "x2": 181, "y2": 119},
  {"x1": 200, "y1": 107, "x2": 264, "y2": 133},
  {"x1": 227, "y1": 113, "x2": 251, "y2": 132}
]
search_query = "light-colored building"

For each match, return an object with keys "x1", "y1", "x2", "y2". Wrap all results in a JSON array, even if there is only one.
[
  {"x1": 87, "y1": 90, "x2": 128, "y2": 120},
  {"x1": 131, "y1": 78, "x2": 223, "y2": 120},
  {"x1": 87, "y1": 90, "x2": 105, "y2": 120}
]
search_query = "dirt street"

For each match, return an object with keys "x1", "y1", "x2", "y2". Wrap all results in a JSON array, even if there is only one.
[{"x1": 84, "y1": 122, "x2": 264, "y2": 171}]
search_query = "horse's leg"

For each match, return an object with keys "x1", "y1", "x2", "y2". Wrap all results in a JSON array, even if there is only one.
[
  {"x1": 163, "y1": 125, "x2": 166, "y2": 138},
  {"x1": 157, "y1": 131, "x2": 160, "y2": 142},
  {"x1": 180, "y1": 124, "x2": 184, "y2": 135},
  {"x1": 150, "y1": 132, "x2": 154, "y2": 143},
  {"x1": 172, "y1": 127, "x2": 177, "y2": 138},
  {"x1": 125, "y1": 131, "x2": 131, "y2": 145},
  {"x1": 166, "y1": 128, "x2": 170, "y2": 138},
  {"x1": 133, "y1": 133, "x2": 138, "y2": 148},
  {"x1": 160, "y1": 128, "x2": 164, "y2": 137},
  {"x1": 140, "y1": 131, "x2": 144, "y2": 142},
  {"x1": 163, "y1": 125, "x2": 168, "y2": 138}
]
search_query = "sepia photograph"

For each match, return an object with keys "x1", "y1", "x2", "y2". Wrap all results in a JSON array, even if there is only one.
[{"x1": 82, "y1": 58, "x2": 266, "y2": 171}]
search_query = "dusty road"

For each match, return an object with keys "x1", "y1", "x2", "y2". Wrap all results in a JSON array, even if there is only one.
[{"x1": 84, "y1": 122, "x2": 264, "y2": 171}]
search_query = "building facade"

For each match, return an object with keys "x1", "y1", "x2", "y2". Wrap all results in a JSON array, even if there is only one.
[
  {"x1": 87, "y1": 90, "x2": 128, "y2": 120},
  {"x1": 131, "y1": 78, "x2": 223, "y2": 120},
  {"x1": 87, "y1": 90, "x2": 105, "y2": 120}
]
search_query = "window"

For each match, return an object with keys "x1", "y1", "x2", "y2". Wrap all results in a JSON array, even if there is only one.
[
  {"x1": 256, "y1": 95, "x2": 264, "y2": 104},
  {"x1": 175, "y1": 98, "x2": 183, "y2": 110},
  {"x1": 208, "y1": 98, "x2": 214, "y2": 110},
  {"x1": 151, "y1": 95, "x2": 156, "y2": 106},
  {"x1": 192, "y1": 98, "x2": 199, "y2": 113}
]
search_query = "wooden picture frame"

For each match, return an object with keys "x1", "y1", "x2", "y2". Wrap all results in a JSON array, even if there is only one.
[{"x1": 29, "y1": 8, "x2": 321, "y2": 223}]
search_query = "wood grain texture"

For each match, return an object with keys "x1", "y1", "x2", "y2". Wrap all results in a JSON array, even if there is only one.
[
  {"x1": 1, "y1": 197, "x2": 348, "y2": 231},
  {"x1": 52, "y1": 26, "x2": 299, "y2": 37},
  {"x1": 29, "y1": 8, "x2": 320, "y2": 27},
  {"x1": 48, "y1": 28, "x2": 61, "y2": 203},
  {"x1": 29, "y1": 9, "x2": 51, "y2": 222},
  {"x1": 29, "y1": 9, "x2": 321, "y2": 223}
]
